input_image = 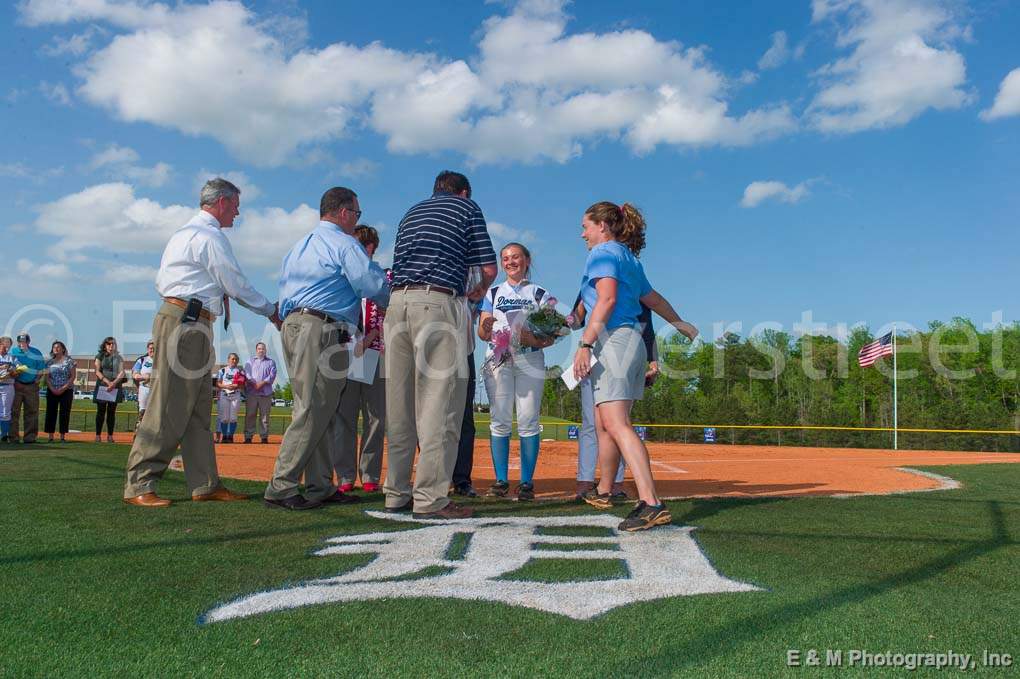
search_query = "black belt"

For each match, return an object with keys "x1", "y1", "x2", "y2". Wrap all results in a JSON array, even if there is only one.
[
  {"x1": 287, "y1": 307, "x2": 336, "y2": 324},
  {"x1": 285, "y1": 308, "x2": 352, "y2": 343},
  {"x1": 395, "y1": 283, "x2": 456, "y2": 296}
]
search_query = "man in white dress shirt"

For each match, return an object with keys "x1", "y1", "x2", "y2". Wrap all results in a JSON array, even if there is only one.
[{"x1": 123, "y1": 178, "x2": 281, "y2": 507}]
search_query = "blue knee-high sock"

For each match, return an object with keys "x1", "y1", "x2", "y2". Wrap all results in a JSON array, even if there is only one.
[
  {"x1": 0, "y1": 420, "x2": 9, "y2": 437},
  {"x1": 219, "y1": 421, "x2": 227, "y2": 435},
  {"x1": 520, "y1": 434, "x2": 540, "y2": 485},
  {"x1": 490, "y1": 435, "x2": 510, "y2": 483},
  {"x1": 228, "y1": 422, "x2": 237, "y2": 436}
]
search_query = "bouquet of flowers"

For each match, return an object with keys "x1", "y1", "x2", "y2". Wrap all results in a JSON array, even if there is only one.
[
  {"x1": 485, "y1": 327, "x2": 514, "y2": 370},
  {"x1": 522, "y1": 297, "x2": 571, "y2": 343},
  {"x1": 232, "y1": 370, "x2": 247, "y2": 387}
]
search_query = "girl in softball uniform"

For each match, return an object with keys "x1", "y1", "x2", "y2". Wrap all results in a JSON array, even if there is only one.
[
  {"x1": 0, "y1": 337, "x2": 17, "y2": 442},
  {"x1": 216, "y1": 353, "x2": 245, "y2": 443},
  {"x1": 478, "y1": 242, "x2": 556, "y2": 501}
]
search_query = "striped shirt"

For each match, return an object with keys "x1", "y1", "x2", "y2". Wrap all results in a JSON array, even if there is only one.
[{"x1": 391, "y1": 193, "x2": 496, "y2": 295}]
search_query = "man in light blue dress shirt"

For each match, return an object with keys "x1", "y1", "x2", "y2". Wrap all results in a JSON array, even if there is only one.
[{"x1": 264, "y1": 186, "x2": 390, "y2": 510}]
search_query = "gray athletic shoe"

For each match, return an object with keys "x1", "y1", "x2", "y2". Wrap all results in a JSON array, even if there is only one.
[{"x1": 617, "y1": 502, "x2": 672, "y2": 532}]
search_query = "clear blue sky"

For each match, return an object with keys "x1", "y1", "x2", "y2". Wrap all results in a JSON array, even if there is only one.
[{"x1": 1, "y1": 0, "x2": 1018, "y2": 370}]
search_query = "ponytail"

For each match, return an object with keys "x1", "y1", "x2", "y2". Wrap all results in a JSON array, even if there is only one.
[{"x1": 584, "y1": 201, "x2": 646, "y2": 255}]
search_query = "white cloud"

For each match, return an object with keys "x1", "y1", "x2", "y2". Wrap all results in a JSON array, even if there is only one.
[
  {"x1": 487, "y1": 221, "x2": 539, "y2": 245},
  {"x1": 194, "y1": 170, "x2": 261, "y2": 202},
  {"x1": 0, "y1": 163, "x2": 65, "y2": 184},
  {"x1": 41, "y1": 25, "x2": 105, "y2": 56},
  {"x1": 18, "y1": 0, "x2": 170, "y2": 29},
  {"x1": 89, "y1": 143, "x2": 139, "y2": 168},
  {"x1": 22, "y1": 0, "x2": 798, "y2": 166},
  {"x1": 373, "y1": 244, "x2": 394, "y2": 269},
  {"x1": 87, "y1": 143, "x2": 172, "y2": 187},
  {"x1": 31, "y1": 181, "x2": 324, "y2": 280},
  {"x1": 103, "y1": 264, "x2": 157, "y2": 284},
  {"x1": 230, "y1": 204, "x2": 320, "y2": 270},
  {"x1": 740, "y1": 180, "x2": 812, "y2": 208},
  {"x1": 30, "y1": 180, "x2": 335, "y2": 280},
  {"x1": 337, "y1": 158, "x2": 380, "y2": 180},
  {"x1": 758, "y1": 31, "x2": 790, "y2": 70},
  {"x1": 980, "y1": 68, "x2": 1020, "y2": 121},
  {"x1": 808, "y1": 0, "x2": 971, "y2": 133},
  {"x1": 15, "y1": 258, "x2": 73, "y2": 279},
  {"x1": 39, "y1": 81, "x2": 71, "y2": 106},
  {"x1": 34, "y1": 182, "x2": 192, "y2": 259},
  {"x1": 0, "y1": 259, "x2": 76, "y2": 300}
]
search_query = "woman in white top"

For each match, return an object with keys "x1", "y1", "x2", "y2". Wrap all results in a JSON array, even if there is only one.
[
  {"x1": 0, "y1": 337, "x2": 16, "y2": 442},
  {"x1": 216, "y1": 353, "x2": 244, "y2": 443},
  {"x1": 478, "y1": 242, "x2": 555, "y2": 501},
  {"x1": 132, "y1": 341, "x2": 155, "y2": 427}
]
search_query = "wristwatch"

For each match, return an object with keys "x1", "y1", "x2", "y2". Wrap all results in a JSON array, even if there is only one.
[{"x1": 579, "y1": 341, "x2": 595, "y2": 350}]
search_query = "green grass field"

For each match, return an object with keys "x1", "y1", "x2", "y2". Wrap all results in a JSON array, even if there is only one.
[
  {"x1": 41, "y1": 405, "x2": 578, "y2": 439},
  {"x1": 2, "y1": 443, "x2": 1018, "y2": 677}
]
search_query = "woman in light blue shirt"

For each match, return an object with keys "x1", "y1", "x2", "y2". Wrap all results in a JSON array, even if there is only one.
[{"x1": 571, "y1": 201, "x2": 698, "y2": 532}]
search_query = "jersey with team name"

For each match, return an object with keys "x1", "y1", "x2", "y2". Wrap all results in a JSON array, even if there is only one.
[{"x1": 480, "y1": 280, "x2": 550, "y2": 358}]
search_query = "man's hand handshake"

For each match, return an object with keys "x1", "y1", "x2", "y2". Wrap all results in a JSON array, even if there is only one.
[{"x1": 269, "y1": 303, "x2": 283, "y2": 331}]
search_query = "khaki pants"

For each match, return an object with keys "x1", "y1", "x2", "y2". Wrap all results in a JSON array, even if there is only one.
[
  {"x1": 331, "y1": 359, "x2": 385, "y2": 485},
  {"x1": 265, "y1": 313, "x2": 348, "y2": 502},
  {"x1": 12, "y1": 381, "x2": 40, "y2": 443},
  {"x1": 383, "y1": 289, "x2": 468, "y2": 513},
  {"x1": 244, "y1": 394, "x2": 272, "y2": 439},
  {"x1": 124, "y1": 302, "x2": 222, "y2": 498}
]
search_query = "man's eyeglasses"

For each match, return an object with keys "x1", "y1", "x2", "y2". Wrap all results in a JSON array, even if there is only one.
[{"x1": 345, "y1": 207, "x2": 362, "y2": 219}]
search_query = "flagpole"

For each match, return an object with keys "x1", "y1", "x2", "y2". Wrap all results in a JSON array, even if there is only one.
[{"x1": 892, "y1": 324, "x2": 898, "y2": 451}]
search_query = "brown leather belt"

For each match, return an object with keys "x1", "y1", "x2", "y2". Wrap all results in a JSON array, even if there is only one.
[
  {"x1": 285, "y1": 308, "x2": 352, "y2": 343},
  {"x1": 395, "y1": 283, "x2": 456, "y2": 296},
  {"x1": 163, "y1": 297, "x2": 214, "y2": 321}
]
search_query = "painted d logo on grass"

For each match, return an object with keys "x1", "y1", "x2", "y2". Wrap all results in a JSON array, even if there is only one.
[{"x1": 203, "y1": 513, "x2": 760, "y2": 623}]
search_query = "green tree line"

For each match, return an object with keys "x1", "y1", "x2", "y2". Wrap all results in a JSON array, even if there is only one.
[{"x1": 541, "y1": 318, "x2": 1020, "y2": 452}]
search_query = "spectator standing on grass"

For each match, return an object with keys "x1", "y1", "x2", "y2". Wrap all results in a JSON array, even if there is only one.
[
  {"x1": 11, "y1": 333, "x2": 46, "y2": 444},
  {"x1": 216, "y1": 353, "x2": 244, "y2": 443},
  {"x1": 265, "y1": 186, "x2": 389, "y2": 510},
  {"x1": 0, "y1": 337, "x2": 17, "y2": 442},
  {"x1": 384, "y1": 170, "x2": 496, "y2": 519},
  {"x1": 123, "y1": 177, "x2": 279, "y2": 507},
  {"x1": 44, "y1": 341, "x2": 75, "y2": 442},
  {"x1": 132, "y1": 341, "x2": 155, "y2": 428},
  {"x1": 93, "y1": 337, "x2": 126, "y2": 443},
  {"x1": 331, "y1": 225, "x2": 386, "y2": 494},
  {"x1": 572, "y1": 201, "x2": 698, "y2": 532},
  {"x1": 243, "y1": 342, "x2": 276, "y2": 444}
]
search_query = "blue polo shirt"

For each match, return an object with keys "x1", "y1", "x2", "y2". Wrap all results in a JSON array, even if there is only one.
[
  {"x1": 278, "y1": 222, "x2": 390, "y2": 324},
  {"x1": 391, "y1": 192, "x2": 496, "y2": 294},
  {"x1": 11, "y1": 346, "x2": 45, "y2": 384},
  {"x1": 579, "y1": 241, "x2": 653, "y2": 330}
]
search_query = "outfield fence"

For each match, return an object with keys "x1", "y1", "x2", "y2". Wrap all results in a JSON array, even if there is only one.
[{"x1": 36, "y1": 407, "x2": 1020, "y2": 452}]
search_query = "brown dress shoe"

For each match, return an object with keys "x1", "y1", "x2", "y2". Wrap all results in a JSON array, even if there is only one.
[
  {"x1": 192, "y1": 487, "x2": 250, "y2": 502},
  {"x1": 412, "y1": 501, "x2": 474, "y2": 520},
  {"x1": 123, "y1": 492, "x2": 172, "y2": 507}
]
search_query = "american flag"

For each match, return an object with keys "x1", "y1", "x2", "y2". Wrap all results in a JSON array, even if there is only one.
[{"x1": 858, "y1": 332, "x2": 894, "y2": 368}]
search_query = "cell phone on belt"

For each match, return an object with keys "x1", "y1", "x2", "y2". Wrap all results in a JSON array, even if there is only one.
[{"x1": 182, "y1": 298, "x2": 204, "y2": 324}]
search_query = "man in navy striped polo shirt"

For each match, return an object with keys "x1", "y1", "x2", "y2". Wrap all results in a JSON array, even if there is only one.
[{"x1": 384, "y1": 171, "x2": 497, "y2": 519}]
